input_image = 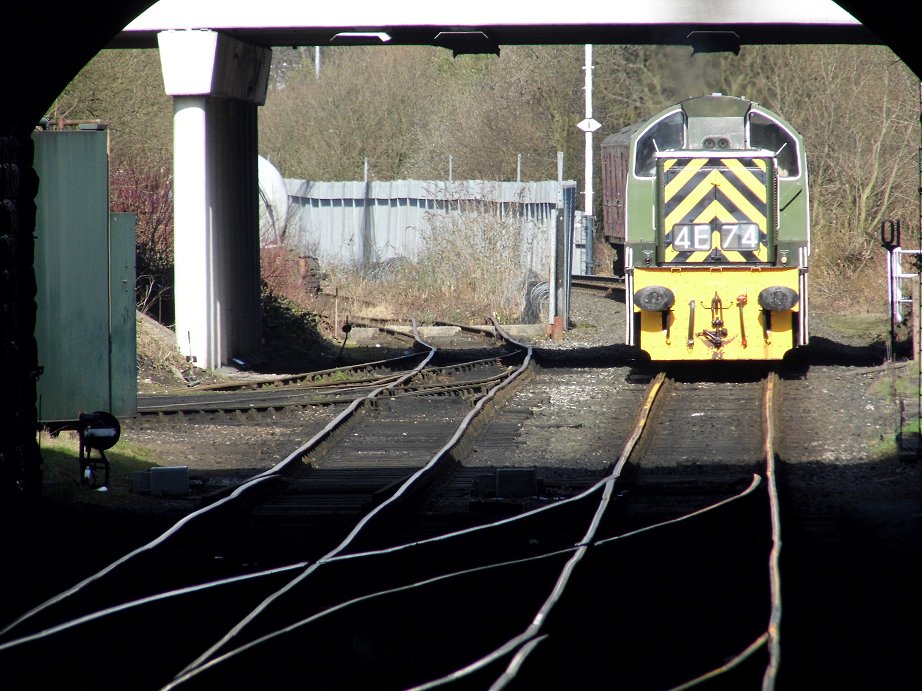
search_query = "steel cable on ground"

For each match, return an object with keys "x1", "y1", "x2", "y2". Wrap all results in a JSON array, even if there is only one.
[
  {"x1": 481, "y1": 374, "x2": 784, "y2": 691},
  {"x1": 158, "y1": 470, "x2": 762, "y2": 691},
  {"x1": 0, "y1": 324, "x2": 516, "y2": 648},
  {"x1": 0, "y1": 461, "x2": 761, "y2": 667},
  {"x1": 169, "y1": 319, "x2": 534, "y2": 680},
  {"x1": 0, "y1": 326, "x2": 438, "y2": 640}
]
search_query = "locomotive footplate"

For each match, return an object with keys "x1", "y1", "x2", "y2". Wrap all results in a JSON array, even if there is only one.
[{"x1": 632, "y1": 267, "x2": 800, "y2": 361}]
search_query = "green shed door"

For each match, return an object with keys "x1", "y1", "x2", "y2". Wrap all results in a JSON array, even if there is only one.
[
  {"x1": 33, "y1": 128, "x2": 137, "y2": 422},
  {"x1": 109, "y1": 212, "x2": 137, "y2": 417}
]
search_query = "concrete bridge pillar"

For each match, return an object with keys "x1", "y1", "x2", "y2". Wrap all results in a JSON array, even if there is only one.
[{"x1": 157, "y1": 29, "x2": 271, "y2": 369}]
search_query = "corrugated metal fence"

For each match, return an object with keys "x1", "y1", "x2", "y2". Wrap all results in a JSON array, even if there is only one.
[{"x1": 282, "y1": 179, "x2": 577, "y2": 278}]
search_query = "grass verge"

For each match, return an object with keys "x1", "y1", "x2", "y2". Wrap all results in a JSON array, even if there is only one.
[{"x1": 37, "y1": 431, "x2": 167, "y2": 509}]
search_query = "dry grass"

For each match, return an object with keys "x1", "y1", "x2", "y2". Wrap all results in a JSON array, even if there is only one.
[
  {"x1": 318, "y1": 210, "x2": 536, "y2": 324},
  {"x1": 808, "y1": 221, "x2": 898, "y2": 317},
  {"x1": 136, "y1": 313, "x2": 185, "y2": 368},
  {"x1": 590, "y1": 240, "x2": 616, "y2": 276},
  {"x1": 135, "y1": 312, "x2": 194, "y2": 389}
]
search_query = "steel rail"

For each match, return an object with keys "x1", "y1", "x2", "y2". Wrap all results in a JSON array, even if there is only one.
[
  {"x1": 187, "y1": 351, "x2": 427, "y2": 392},
  {"x1": 0, "y1": 321, "x2": 440, "y2": 639},
  {"x1": 0, "y1": 322, "x2": 529, "y2": 677},
  {"x1": 137, "y1": 352, "x2": 515, "y2": 416},
  {"x1": 762, "y1": 371, "x2": 783, "y2": 691},
  {"x1": 0, "y1": 360, "x2": 663, "y2": 684},
  {"x1": 0, "y1": 561, "x2": 310, "y2": 652},
  {"x1": 432, "y1": 320, "x2": 504, "y2": 338},
  {"x1": 347, "y1": 318, "x2": 424, "y2": 343},
  {"x1": 0, "y1": 467, "x2": 764, "y2": 665},
  {"x1": 0, "y1": 471, "x2": 283, "y2": 639},
  {"x1": 140, "y1": 366, "x2": 510, "y2": 414},
  {"x1": 473, "y1": 477, "x2": 766, "y2": 691},
  {"x1": 136, "y1": 373, "x2": 409, "y2": 413},
  {"x1": 399, "y1": 370, "x2": 668, "y2": 690},
  {"x1": 644, "y1": 371, "x2": 783, "y2": 691},
  {"x1": 165, "y1": 319, "x2": 536, "y2": 684},
  {"x1": 157, "y1": 475, "x2": 764, "y2": 691},
  {"x1": 570, "y1": 274, "x2": 624, "y2": 292},
  {"x1": 407, "y1": 370, "x2": 780, "y2": 690},
  {"x1": 385, "y1": 369, "x2": 515, "y2": 398},
  {"x1": 8, "y1": 365, "x2": 778, "y2": 690},
  {"x1": 0, "y1": 463, "x2": 594, "y2": 655}
]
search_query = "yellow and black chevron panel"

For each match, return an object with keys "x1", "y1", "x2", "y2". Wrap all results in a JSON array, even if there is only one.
[{"x1": 660, "y1": 157, "x2": 771, "y2": 264}]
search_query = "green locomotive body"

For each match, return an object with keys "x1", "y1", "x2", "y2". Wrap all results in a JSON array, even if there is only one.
[{"x1": 601, "y1": 94, "x2": 810, "y2": 360}]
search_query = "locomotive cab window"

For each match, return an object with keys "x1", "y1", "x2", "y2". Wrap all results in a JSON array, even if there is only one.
[
  {"x1": 635, "y1": 111, "x2": 684, "y2": 177},
  {"x1": 749, "y1": 112, "x2": 798, "y2": 178}
]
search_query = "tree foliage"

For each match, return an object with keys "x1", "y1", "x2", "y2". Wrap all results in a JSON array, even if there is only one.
[
  {"x1": 49, "y1": 49, "x2": 176, "y2": 321},
  {"x1": 726, "y1": 45, "x2": 919, "y2": 303},
  {"x1": 57, "y1": 42, "x2": 920, "y2": 314}
]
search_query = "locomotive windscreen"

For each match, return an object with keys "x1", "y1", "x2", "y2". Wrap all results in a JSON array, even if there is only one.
[
  {"x1": 635, "y1": 111, "x2": 684, "y2": 177},
  {"x1": 749, "y1": 112, "x2": 798, "y2": 177}
]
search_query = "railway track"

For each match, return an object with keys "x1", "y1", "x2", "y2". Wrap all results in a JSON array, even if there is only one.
[
  {"x1": 0, "y1": 322, "x2": 535, "y2": 687},
  {"x1": 150, "y1": 366, "x2": 784, "y2": 690},
  {"x1": 0, "y1": 325, "x2": 786, "y2": 690},
  {"x1": 137, "y1": 355, "x2": 516, "y2": 416},
  {"x1": 570, "y1": 273, "x2": 624, "y2": 295},
  {"x1": 557, "y1": 366, "x2": 784, "y2": 690},
  {"x1": 136, "y1": 321, "x2": 516, "y2": 419}
]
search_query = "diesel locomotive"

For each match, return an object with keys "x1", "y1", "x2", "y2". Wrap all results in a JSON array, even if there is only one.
[{"x1": 600, "y1": 93, "x2": 810, "y2": 361}]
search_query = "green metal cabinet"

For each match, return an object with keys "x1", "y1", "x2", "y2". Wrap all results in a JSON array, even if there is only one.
[{"x1": 33, "y1": 127, "x2": 137, "y2": 422}]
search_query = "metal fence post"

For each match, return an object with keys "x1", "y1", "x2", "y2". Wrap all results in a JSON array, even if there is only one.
[{"x1": 912, "y1": 274, "x2": 922, "y2": 362}]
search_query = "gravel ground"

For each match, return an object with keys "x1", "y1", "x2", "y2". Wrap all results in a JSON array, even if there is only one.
[
  {"x1": 532, "y1": 290, "x2": 922, "y2": 688},
  {"x1": 8, "y1": 288, "x2": 922, "y2": 688},
  {"x1": 45, "y1": 289, "x2": 922, "y2": 557}
]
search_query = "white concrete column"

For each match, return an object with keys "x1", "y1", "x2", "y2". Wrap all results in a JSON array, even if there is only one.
[
  {"x1": 172, "y1": 97, "x2": 213, "y2": 364},
  {"x1": 158, "y1": 29, "x2": 270, "y2": 369}
]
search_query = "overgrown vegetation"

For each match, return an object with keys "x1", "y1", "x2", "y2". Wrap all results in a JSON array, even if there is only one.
[
  {"x1": 258, "y1": 283, "x2": 331, "y2": 363},
  {"x1": 50, "y1": 42, "x2": 920, "y2": 339},
  {"x1": 321, "y1": 209, "x2": 536, "y2": 323},
  {"x1": 49, "y1": 49, "x2": 176, "y2": 324}
]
